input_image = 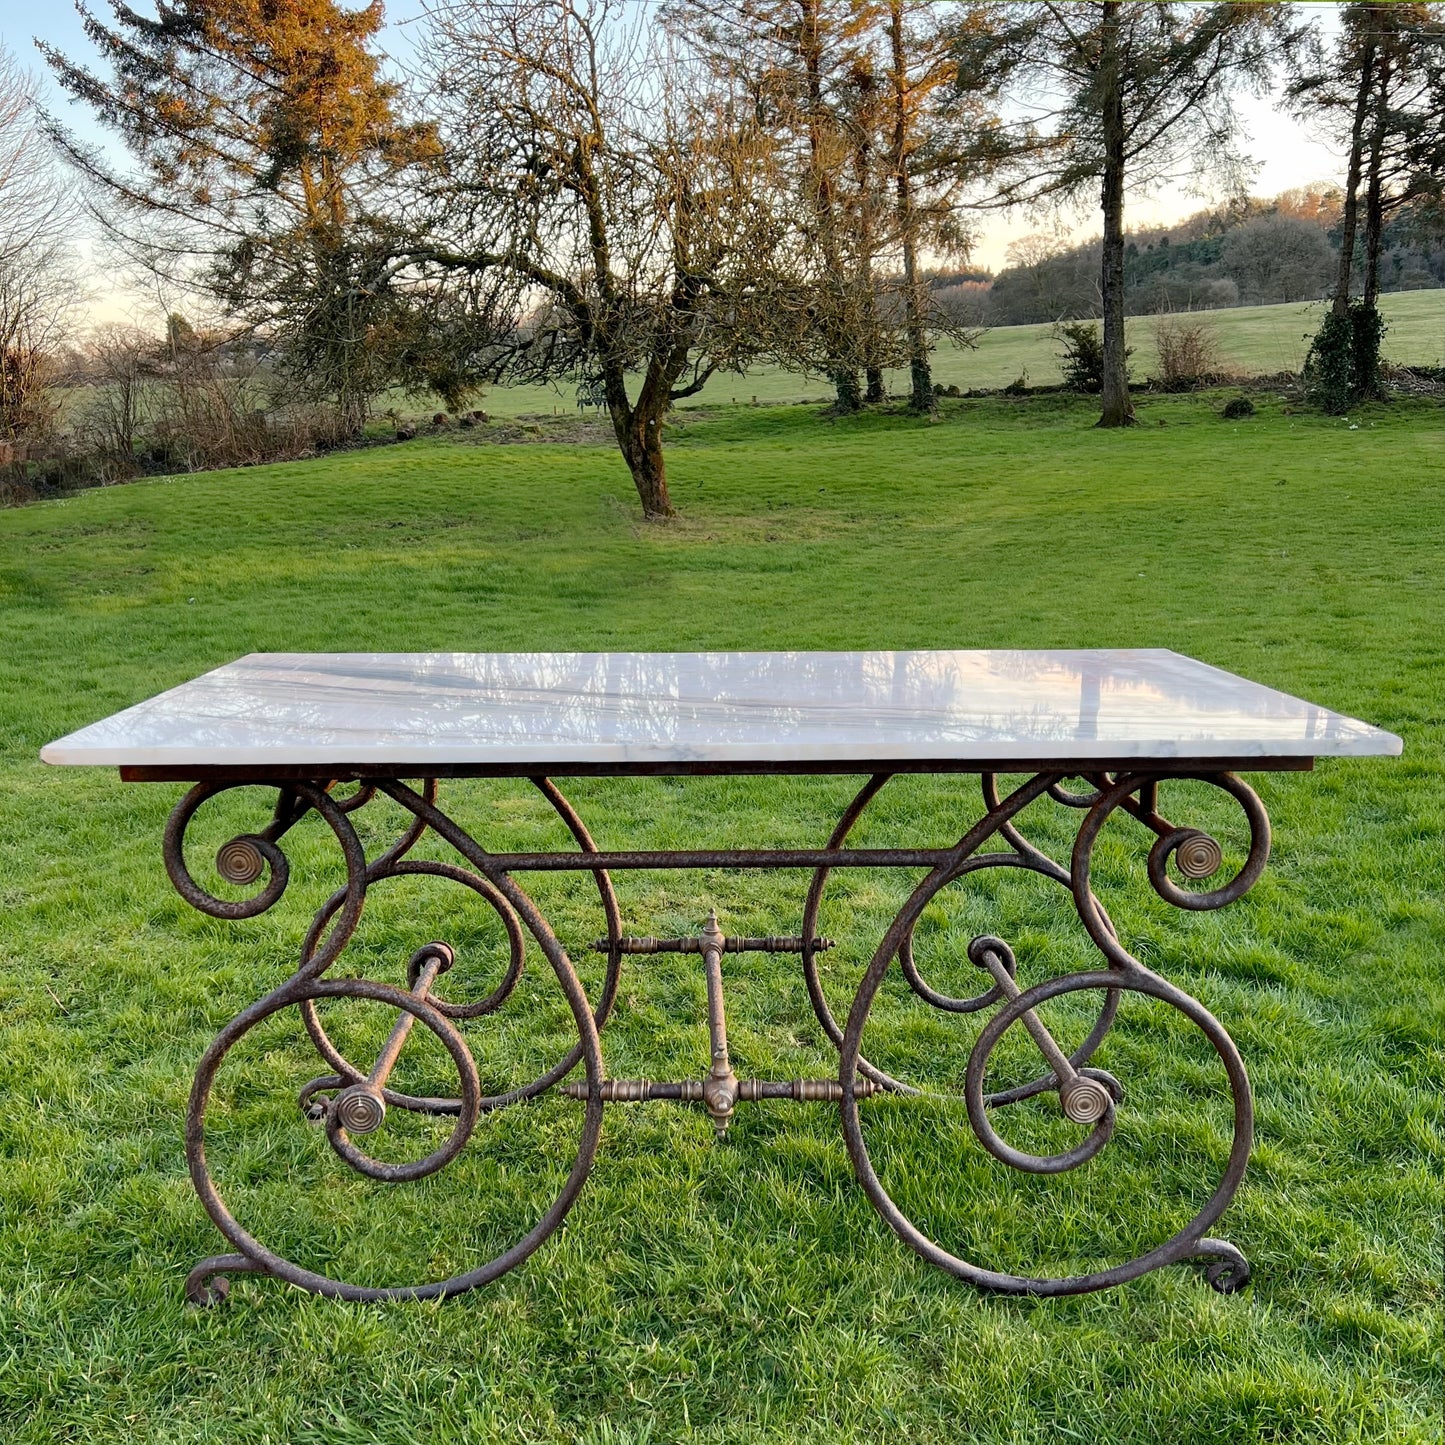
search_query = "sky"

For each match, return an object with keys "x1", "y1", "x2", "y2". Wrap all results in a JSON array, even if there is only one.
[{"x1": 3, "y1": 0, "x2": 1351, "y2": 324}]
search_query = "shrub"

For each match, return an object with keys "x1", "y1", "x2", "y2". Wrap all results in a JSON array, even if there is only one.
[
  {"x1": 1222, "y1": 396, "x2": 1255, "y2": 420},
  {"x1": 1054, "y1": 322, "x2": 1132, "y2": 394},
  {"x1": 1003, "y1": 369, "x2": 1030, "y2": 396},
  {"x1": 1304, "y1": 310, "x2": 1355, "y2": 414},
  {"x1": 0, "y1": 342, "x2": 60, "y2": 448},
  {"x1": 1304, "y1": 301, "x2": 1387, "y2": 414},
  {"x1": 1054, "y1": 322, "x2": 1105, "y2": 392},
  {"x1": 1154, "y1": 316, "x2": 1223, "y2": 391}
]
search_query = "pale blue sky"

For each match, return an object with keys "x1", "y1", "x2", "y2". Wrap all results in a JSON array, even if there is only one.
[{"x1": 5, "y1": 0, "x2": 1349, "y2": 321}]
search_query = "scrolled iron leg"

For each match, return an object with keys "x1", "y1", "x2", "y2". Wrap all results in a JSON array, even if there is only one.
[
  {"x1": 844, "y1": 960, "x2": 1254, "y2": 1295},
  {"x1": 843, "y1": 947, "x2": 1260, "y2": 1300},
  {"x1": 836, "y1": 769, "x2": 1260, "y2": 1296},
  {"x1": 185, "y1": 962, "x2": 602, "y2": 1302}
]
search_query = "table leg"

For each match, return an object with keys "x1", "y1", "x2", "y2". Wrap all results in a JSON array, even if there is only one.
[
  {"x1": 165, "y1": 777, "x2": 608, "y2": 1304},
  {"x1": 158, "y1": 766, "x2": 1271, "y2": 1302},
  {"x1": 838, "y1": 770, "x2": 1269, "y2": 1295}
]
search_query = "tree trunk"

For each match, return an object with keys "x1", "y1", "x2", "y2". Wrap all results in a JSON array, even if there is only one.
[
  {"x1": 908, "y1": 353, "x2": 932, "y2": 414},
  {"x1": 340, "y1": 390, "x2": 369, "y2": 440},
  {"x1": 850, "y1": 74, "x2": 885, "y2": 406},
  {"x1": 1356, "y1": 51, "x2": 1393, "y2": 404},
  {"x1": 800, "y1": 0, "x2": 859, "y2": 413},
  {"x1": 614, "y1": 403, "x2": 673, "y2": 519},
  {"x1": 1096, "y1": 1, "x2": 1134, "y2": 428},
  {"x1": 888, "y1": 0, "x2": 933, "y2": 414},
  {"x1": 901, "y1": 215, "x2": 934, "y2": 412},
  {"x1": 604, "y1": 358, "x2": 673, "y2": 519},
  {"x1": 832, "y1": 367, "x2": 864, "y2": 412},
  {"x1": 1362, "y1": 56, "x2": 1391, "y2": 310},
  {"x1": 1334, "y1": 36, "x2": 1379, "y2": 315}
]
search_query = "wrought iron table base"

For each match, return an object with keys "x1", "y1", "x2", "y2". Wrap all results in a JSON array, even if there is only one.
[{"x1": 166, "y1": 768, "x2": 1266, "y2": 1306}]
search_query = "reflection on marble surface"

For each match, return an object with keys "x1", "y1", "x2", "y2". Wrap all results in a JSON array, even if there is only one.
[{"x1": 40, "y1": 650, "x2": 1402, "y2": 768}]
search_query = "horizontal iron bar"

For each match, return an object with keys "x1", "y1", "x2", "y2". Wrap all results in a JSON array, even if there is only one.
[
  {"x1": 591, "y1": 934, "x2": 836, "y2": 954},
  {"x1": 560, "y1": 1077, "x2": 879, "y2": 1103},
  {"x1": 478, "y1": 847, "x2": 955, "y2": 872}
]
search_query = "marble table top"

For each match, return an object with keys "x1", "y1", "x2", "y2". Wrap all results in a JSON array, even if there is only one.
[{"x1": 40, "y1": 650, "x2": 1401, "y2": 776}]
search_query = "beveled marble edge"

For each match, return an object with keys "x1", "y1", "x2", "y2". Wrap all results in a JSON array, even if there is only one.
[
  {"x1": 39, "y1": 648, "x2": 1406, "y2": 768},
  {"x1": 42, "y1": 735, "x2": 1399, "y2": 768}
]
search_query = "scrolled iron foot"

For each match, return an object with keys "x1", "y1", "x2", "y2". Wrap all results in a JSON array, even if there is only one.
[
  {"x1": 184, "y1": 1253, "x2": 267, "y2": 1308},
  {"x1": 1188, "y1": 1238, "x2": 1252, "y2": 1294}
]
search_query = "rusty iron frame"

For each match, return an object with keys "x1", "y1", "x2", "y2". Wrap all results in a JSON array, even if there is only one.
[{"x1": 161, "y1": 765, "x2": 1271, "y2": 1307}]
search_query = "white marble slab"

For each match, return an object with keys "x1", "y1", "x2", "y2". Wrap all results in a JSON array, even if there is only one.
[{"x1": 40, "y1": 650, "x2": 1401, "y2": 771}]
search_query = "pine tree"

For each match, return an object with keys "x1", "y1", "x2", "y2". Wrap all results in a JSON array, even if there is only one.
[
  {"x1": 1290, "y1": 3, "x2": 1444, "y2": 407},
  {"x1": 669, "y1": 0, "x2": 893, "y2": 412},
  {"x1": 883, "y1": 0, "x2": 987, "y2": 413},
  {"x1": 42, "y1": 1, "x2": 438, "y2": 434},
  {"x1": 967, "y1": 3, "x2": 1293, "y2": 427}
]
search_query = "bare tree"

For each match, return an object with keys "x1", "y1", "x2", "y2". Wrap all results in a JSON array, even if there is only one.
[
  {"x1": 0, "y1": 47, "x2": 79, "y2": 453},
  {"x1": 411, "y1": 0, "x2": 787, "y2": 518},
  {"x1": 1003, "y1": 232, "x2": 1086, "y2": 320},
  {"x1": 1219, "y1": 213, "x2": 1334, "y2": 303},
  {"x1": 72, "y1": 324, "x2": 160, "y2": 474}
]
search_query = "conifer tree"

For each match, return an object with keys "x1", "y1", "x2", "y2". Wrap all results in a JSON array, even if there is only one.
[
  {"x1": 964, "y1": 3, "x2": 1293, "y2": 427},
  {"x1": 669, "y1": 0, "x2": 887, "y2": 412},
  {"x1": 1290, "y1": 3, "x2": 1443, "y2": 406},
  {"x1": 42, "y1": 1, "x2": 438, "y2": 433}
]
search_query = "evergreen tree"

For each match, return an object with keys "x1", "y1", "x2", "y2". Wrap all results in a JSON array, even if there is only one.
[
  {"x1": 668, "y1": 0, "x2": 888, "y2": 412},
  {"x1": 959, "y1": 3, "x2": 1294, "y2": 427},
  {"x1": 42, "y1": 0, "x2": 438, "y2": 434},
  {"x1": 1290, "y1": 4, "x2": 1443, "y2": 407},
  {"x1": 884, "y1": 1, "x2": 995, "y2": 413}
]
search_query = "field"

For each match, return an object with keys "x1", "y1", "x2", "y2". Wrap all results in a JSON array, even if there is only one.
[
  {"x1": 477, "y1": 288, "x2": 1445, "y2": 416},
  {"x1": 0, "y1": 392, "x2": 1442, "y2": 1442}
]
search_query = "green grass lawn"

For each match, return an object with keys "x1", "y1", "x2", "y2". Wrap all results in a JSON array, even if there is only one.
[
  {"x1": 473, "y1": 288, "x2": 1445, "y2": 416},
  {"x1": 1, "y1": 392, "x2": 1442, "y2": 1442}
]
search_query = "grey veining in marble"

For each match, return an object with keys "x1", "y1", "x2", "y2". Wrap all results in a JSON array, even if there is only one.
[{"x1": 40, "y1": 650, "x2": 1403, "y2": 770}]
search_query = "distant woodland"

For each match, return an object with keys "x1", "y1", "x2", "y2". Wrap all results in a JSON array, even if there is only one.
[{"x1": 931, "y1": 187, "x2": 1445, "y2": 328}]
